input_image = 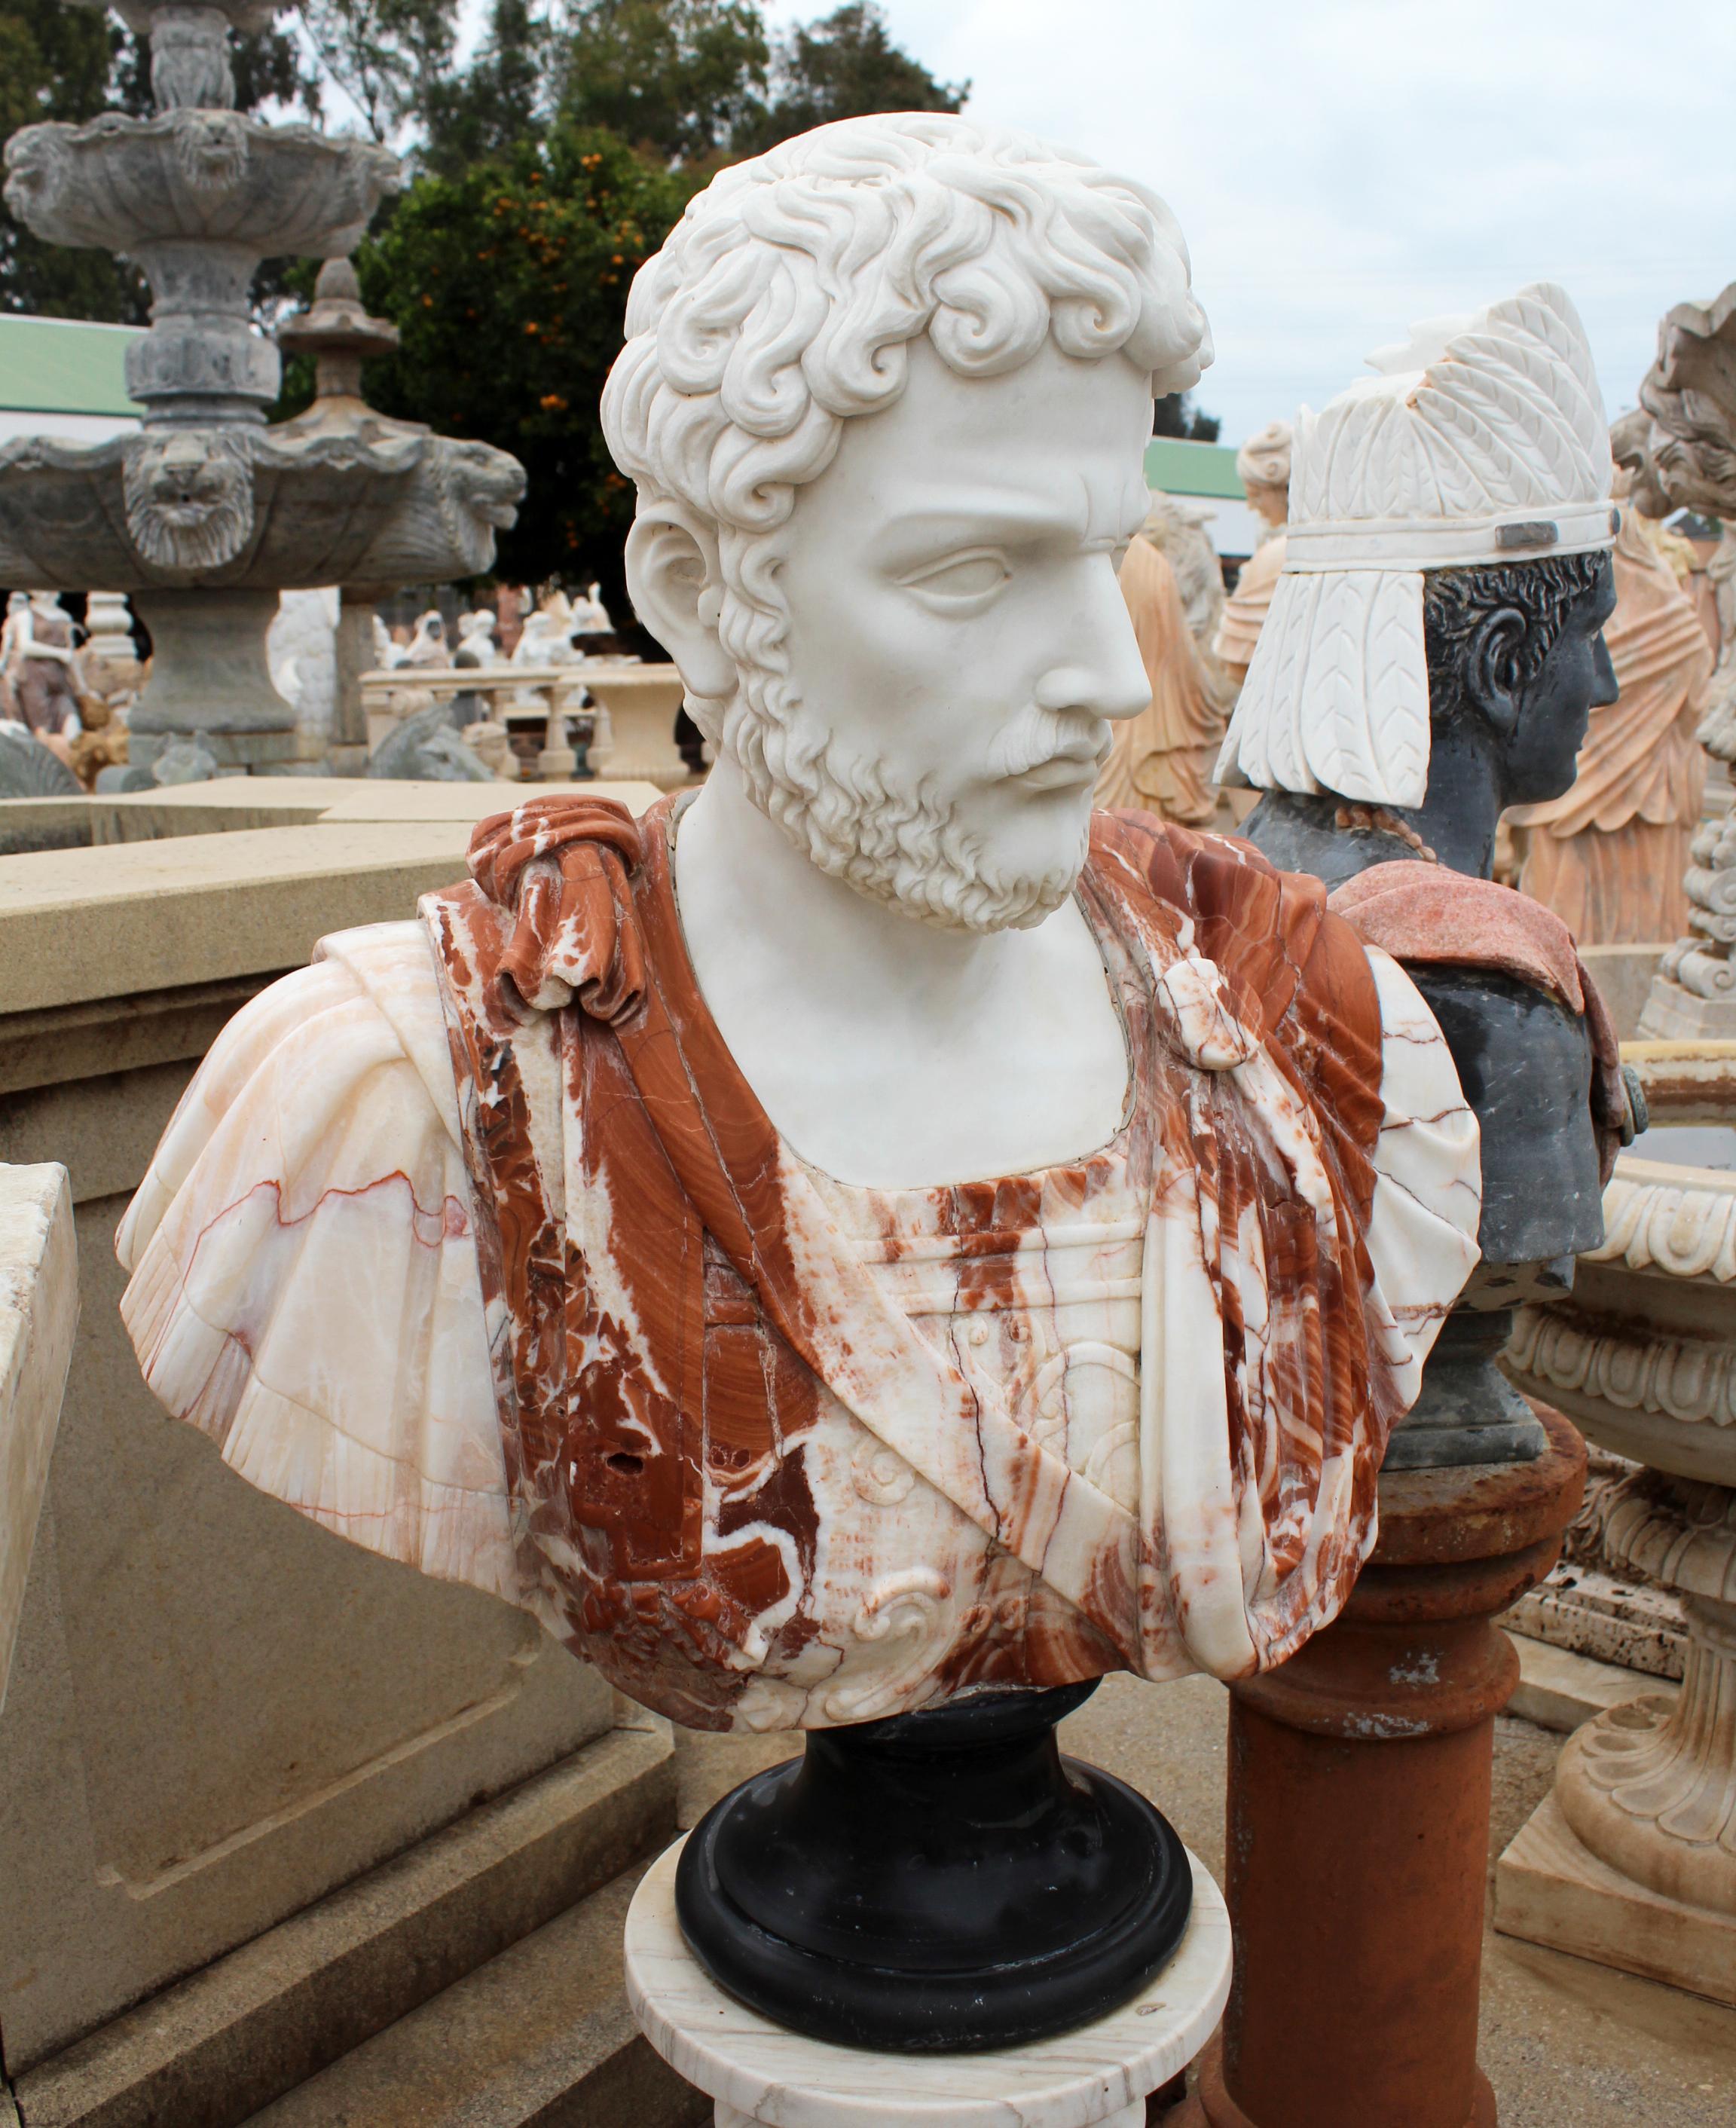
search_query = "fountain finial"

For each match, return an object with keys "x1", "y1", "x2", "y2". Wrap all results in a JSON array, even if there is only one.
[{"x1": 277, "y1": 255, "x2": 400, "y2": 402}]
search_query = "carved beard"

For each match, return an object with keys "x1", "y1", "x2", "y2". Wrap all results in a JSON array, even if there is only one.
[{"x1": 711, "y1": 658, "x2": 1086, "y2": 934}]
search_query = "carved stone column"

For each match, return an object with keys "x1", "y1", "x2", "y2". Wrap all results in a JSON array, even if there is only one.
[{"x1": 1166, "y1": 1410, "x2": 1585, "y2": 2128}]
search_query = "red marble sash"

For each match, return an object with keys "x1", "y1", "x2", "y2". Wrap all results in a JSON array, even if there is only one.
[{"x1": 421, "y1": 796, "x2": 1395, "y2": 1720}]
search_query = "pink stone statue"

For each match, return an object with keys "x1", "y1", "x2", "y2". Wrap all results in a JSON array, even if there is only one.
[
  {"x1": 1212, "y1": 420, "x2": 1291, "y2": 690},
  {"x1": 1096, "y1": 534, "x2": 1226, "y2": 824},
  {"x1": 1509, "y1": 466, "x2": 1713, "y2": 944}
]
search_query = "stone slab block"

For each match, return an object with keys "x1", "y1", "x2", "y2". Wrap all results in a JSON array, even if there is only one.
[
  {"x1": 0, "y1": 1160, "x2": 75, "y2": 1712},
  {"x1": 1495, "y1": 1787, "x2": 1736, "y2": 2006},
  {"x1": 0, "y1": 978, "x2": 268, "y2": 1102},
  {"x1": 1638, "y1": 974, "x2": 1736, "y2": 1041},
  {"x1": 316, "y1": 777, "x2": 662, "y2": 823},
  {"x1": 0, "y1": 1059, "x2": 200, "y2": 1202},
  {"x1": 1506, "y1": 1564, "x2": 1686, "y2": 1680},
  {"x1": 0, "y1": 796, "x2": 93, "y2": 857},
  {"x1": 1578, "y1": 943, "x2": 1665, "y2": 1043},
  {"x1": 12, "y1": 1724, "x2": 677, "y2": 2128},
  {"x1": 90, "y1": 780, "x2": 357, "y2": 843},
  {"x1": 0, "y1": 1190, "x2": 614, "y2": 2070},
  {"x1": 1505, "y1": 1631, "x2": 1679, "y2": 1734},
  {"x1": 242, "y1": 1862, "x2": 711, "y2": 2128},
  {"x1": 0, "y1": 821, "x2": 473, "y2": 1013}
]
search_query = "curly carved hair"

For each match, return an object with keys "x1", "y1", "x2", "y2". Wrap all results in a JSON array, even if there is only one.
[
  {"x1": 1423, "y1": 550, "x2": 1609, "y2": 723},
  {"x1": 599, "y1": 113, "x2": 1210, "y2": 794}
]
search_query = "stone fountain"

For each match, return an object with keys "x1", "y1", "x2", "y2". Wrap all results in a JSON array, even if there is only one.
[
  {"x1": 1499, "y1": 1041, "x2": 1736, "y2": 2002},
  {"x1": 0, "y1": 0, "x2": 524, "y2": 775}
]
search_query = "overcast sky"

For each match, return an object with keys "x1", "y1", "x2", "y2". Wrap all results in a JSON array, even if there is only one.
[{"x1": 757, "y1": 0, "x2": 1736, "y2": 448}]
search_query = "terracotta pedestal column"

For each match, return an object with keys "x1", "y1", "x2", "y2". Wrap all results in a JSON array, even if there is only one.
[{"x1": 1169, "y1": 1408, "x2": 1585, "y2": 2128}]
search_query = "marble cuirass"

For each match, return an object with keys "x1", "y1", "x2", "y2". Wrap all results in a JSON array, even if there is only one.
[{"x1": 117, "y1": 798, "x2": 1479, "y2": 1732}]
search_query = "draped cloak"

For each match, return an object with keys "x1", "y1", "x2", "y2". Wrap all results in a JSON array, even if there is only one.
[
  {"x1": 115, "y1": 795, "x2": 1481, "y2": 1732},
  {"x1": 416, "y1": 797, "x2": 1474, "y2": 1726}
]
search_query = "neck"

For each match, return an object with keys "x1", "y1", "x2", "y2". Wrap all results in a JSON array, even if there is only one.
[
  {"x1": 671, "y1": 751, "x2": 1026, "y2": 1028},
  {"x1": 1367, "y1": 719, "x2": 1505, "y2": 879}
]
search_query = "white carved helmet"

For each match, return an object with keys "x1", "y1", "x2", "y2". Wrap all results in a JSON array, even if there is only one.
[{"x1": 1217, "y1": 283, "x2": 1616, "y2": 806}]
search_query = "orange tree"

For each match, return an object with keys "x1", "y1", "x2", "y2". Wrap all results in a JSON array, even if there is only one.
[{"x1": 348, "y1": 121, "x2": 696, "y2": 625}]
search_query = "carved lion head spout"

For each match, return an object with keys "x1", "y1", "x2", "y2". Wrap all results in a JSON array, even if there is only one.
[
  {"x1": 123, "y1": 429, "x2": 255, "y2": 573},
  {"x1": 439, "y1": 438, "x2": 527, "y2": 532},
  {"x1": 171, "y1": 108, "x2": 249, "y2": 191}
]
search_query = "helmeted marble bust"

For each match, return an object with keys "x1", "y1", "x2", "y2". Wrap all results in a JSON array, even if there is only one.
[
  {"x1": 1218, "y1": 283, "x2": 1635, "y2": 1466},
  {"x1": 117, "y1": 115, "x2": 1481, "y2": 1736}
]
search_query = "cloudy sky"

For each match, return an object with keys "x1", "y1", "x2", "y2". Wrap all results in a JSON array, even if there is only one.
[{"x1": 765, "y1": 0, "x2": 1736, "y2": 448}]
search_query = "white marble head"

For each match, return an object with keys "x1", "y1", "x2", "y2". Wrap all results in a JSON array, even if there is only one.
[{"x1": 603, "y1": 112, "x2": 1210, "y2": 930}]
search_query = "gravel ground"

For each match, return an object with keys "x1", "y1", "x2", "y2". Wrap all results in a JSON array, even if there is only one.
[{"x1": 675, "y1": 1671, "x2": 1736, "y2": 2128}]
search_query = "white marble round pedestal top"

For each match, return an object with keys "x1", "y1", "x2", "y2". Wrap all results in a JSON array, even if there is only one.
[{"x1": 624, "y1": 1835, "x2": 1231, "y2": 2127}]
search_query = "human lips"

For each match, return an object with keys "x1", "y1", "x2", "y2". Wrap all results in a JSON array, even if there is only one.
[
  {"x1": 991, "y1": 708, "x2": 1110, "y2": 790},
  {"x1": 1005, "y1": 750, "x2": 1102, "y2": 790}
]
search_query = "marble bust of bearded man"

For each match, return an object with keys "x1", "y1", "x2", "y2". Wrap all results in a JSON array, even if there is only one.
[{"x1": 116, "y1": 115, "x2": 1481, "y2": 1735}]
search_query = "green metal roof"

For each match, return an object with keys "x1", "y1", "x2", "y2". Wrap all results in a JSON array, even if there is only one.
[
  {"x1": 1144, "y1": 436, "x2": 1243, "y2": 500},
  {"x1": 0, "y1": 313, "x2": 144, "y2": 417}
]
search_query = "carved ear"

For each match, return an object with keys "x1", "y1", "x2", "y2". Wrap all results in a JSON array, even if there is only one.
[
  {"x1": 1463, "y1": 604, "x2": 1530, "y2": 738},
  {"x1": 624, "y1": 510, "x2": 734, "y2": 702}
]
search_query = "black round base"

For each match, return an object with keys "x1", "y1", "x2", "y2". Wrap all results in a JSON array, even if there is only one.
[{"x1": 675, "y1": 1680, "x2": 1191, "y2": 2054}]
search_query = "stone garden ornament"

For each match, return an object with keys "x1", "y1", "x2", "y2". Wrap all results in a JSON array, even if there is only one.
[
  {"x1": 1222, "y1": 284, "x2": 1634, "y2": 1461},
  {"x1": 117, "y1": 115, "x2": 1481, "y2": 2073}
]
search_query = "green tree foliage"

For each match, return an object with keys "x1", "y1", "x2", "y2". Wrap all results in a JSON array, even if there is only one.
[
  {"x1": 753, "y1": 2, "x2": 965, "y2": 150},
  {"x1": 0, "y1": 0, "x2": 142, "y2": 319},
  {"x1": 370, "y1": 0, "x2": 976, "y2": 588},
  {"x1": 298, "y1": 0, "x2": 457, "y2": 144},
  {"x1": 0, "y1": 0, "x2": 312, "y2": 319},
  {"x1": 1153, "y1": 391, "x2": 1220, "y2": 443},
  {"x1": 351, "y1": 124, "x2": 694, "y2": 619},
  {"x1": 418, "y1": 0, "x2": 549, "y2": 178},
  {"x1": 555, "y1": 1, "x2": 768, "y2": 167}
]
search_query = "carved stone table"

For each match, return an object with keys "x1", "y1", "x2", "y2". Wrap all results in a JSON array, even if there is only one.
[
  {"x1": 626, "y1": 1836, "x2": 1231, "y2": 2127},
  {"x1": 580, "y1": 662, "x2": 695, "y2": 789},
  {"x1": 1168, "y1": 1409, "x2": 1585, "y2": 2128}
]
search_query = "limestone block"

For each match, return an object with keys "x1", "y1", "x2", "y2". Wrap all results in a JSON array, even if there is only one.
[
  {"x1": 316, "y1": 778, "x2": 662, "y2": 824},
  {"x1": 0, "y1": 1160, "x2": 75, "y2": 1711},
  {"x1": 0, "y1": 1061, "x2": 200, "y2": 1203},
  {"x1": 1496, "y1": 1787, "x2": 1736, "y2": 2005},
  {"x1": 1506, "y1": 1564, "x2": 1686, "y2": 1680},
  {"x1": 0, "y1": 980, "x2": 268, "y2": 1103},
  {"x1": 245, "y1": 1859, "x2": 710, "y2": 2128},
  {"x1": 0, "y1": 796, "x2": 94, "y2": 858},
  {"x1": 0, "y1": 821, "x2": 476, "y2": 1014},
  {"x1": 11, "y1": 1725, "x2": 675, "y2": 2128},
  {"x1": 1506, "y1": 1631, "x2": 1679, "y2": 1734},
  {"x1": 90, "y1": 779, "x2": 354, "y2": 842},
  {"x1": 1578, "y1": 943, "x2": 1666, "y2": 1042},
  {"x1": 0, "y1": 1188, "x2": 614, "y2": 2069}
]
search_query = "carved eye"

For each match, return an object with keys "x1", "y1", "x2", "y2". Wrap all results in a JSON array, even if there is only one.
[{"x1": 905, "y1": 551, "x2": 1010, "y2": 603}]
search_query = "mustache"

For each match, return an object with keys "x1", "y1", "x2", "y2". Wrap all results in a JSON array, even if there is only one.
[{"x1": 987, "y1": 705, "x2": 1111, "y2": 779}]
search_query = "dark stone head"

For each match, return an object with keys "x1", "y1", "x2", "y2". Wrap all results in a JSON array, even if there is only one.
[{"x1": 1422, "y1": 549, "x2": 1618, "y2": 808}]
